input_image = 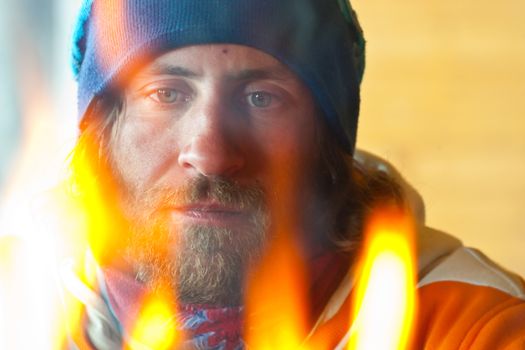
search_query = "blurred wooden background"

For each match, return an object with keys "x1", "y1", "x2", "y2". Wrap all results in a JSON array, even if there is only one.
[{"x1": 353, "y1": 0, "x2": 525, "y2": 276}]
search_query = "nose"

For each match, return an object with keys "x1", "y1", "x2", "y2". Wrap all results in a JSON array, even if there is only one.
[{"x1": 178, "y1": 98, "x2": 245, "y2": 177}]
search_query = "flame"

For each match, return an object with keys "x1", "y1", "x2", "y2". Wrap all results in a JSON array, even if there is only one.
[
  {"x1": 68, "y1": 136, "x2": 122, "y2": 262},
  {"x1": 0, "y1": 20, "x2": 418, "y2": 348},
  {"x1": 0, "y1": 39, "x2": 77, "y2": 349},
  {"x1": 127, "y1": 292, "x2": 181, "y2": 350},
  {"x1": 0, "y1": 2, "x2": 159, "y2": 346},
  {"x1": 244, "y1": 233, "x2": 309, "y2": 349},
  {"x1": 1, "y1": 91, "x2": 419, "y2": 350},
  {"x1": 244, "y1": 151, "x2": 310, "y2": 349},
  {"x1": 345, "y1": 208, "x2": 417, "y2": 350},
  {"x1": 0, "y1": 46, "x2": 120, "y2": 347},
  {"x1": 68, "y1": 133, "x2": 184, "y2": 350}
]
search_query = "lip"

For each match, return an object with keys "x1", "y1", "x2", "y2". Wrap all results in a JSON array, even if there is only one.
[{"x1": 168, "y1": 203, "x2": 250, "y2": 226}]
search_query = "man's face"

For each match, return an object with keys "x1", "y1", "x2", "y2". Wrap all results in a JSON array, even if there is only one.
[{"x1": 109, "y1": 44, "x2": 319, "y2": 305}]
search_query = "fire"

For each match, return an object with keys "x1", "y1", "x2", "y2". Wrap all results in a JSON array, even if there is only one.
[
  {"x1": 1, "y1": 19, "x2": 417, "y2": 347},
  {"x1": 1, "y1": 100, "x2": 418, "y2": 350},
  {"x1": 244, "y1": 233, "x2": 309, "y2": 349},
  {"x1": 244, "y1": 154, "x2": 310, "y2": 349},
  {"x1": 0, "y1": 40, "x2": 77, "y2": 349},
  {"x1": 127, "y1": 292, "x2": 181, "y2": 350},
  {"x1": 344, "y1": 208, "x2": 417, "y2": 350},
  {"x1": 244, "y1": 207, "x2": 417, "y2": 350}
]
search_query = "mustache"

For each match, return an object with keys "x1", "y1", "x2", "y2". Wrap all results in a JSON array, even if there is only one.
[{"x1": 134, "y1": 175, "x2": 267, "y2": 215}]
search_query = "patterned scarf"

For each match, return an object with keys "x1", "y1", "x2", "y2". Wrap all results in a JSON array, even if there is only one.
[
  {"x1": 102, "y1": 250, "x2": 348, "y2": 349},
  {"x1": 103, "y1": 268, "x2": 244, "y2": 349}
]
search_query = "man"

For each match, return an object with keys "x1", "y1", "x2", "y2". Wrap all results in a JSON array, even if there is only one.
[{"x1": 62, "y1": 0, "x2": 525, "y2": 349}]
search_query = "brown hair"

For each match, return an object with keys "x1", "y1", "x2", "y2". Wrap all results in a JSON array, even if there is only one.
[
  {"x1": 312, "y1": 118, "x2": 405, "y2": 254},
  {"x1": 69, "y1": 95, "x2": 125, "y2": 264}
]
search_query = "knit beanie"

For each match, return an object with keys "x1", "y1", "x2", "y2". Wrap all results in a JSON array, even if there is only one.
[{"x1": 72, "y1": 0, "x2": 365, "y2": 154}]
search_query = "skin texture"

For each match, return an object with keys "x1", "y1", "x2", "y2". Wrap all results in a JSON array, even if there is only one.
[
  {"x1": 112, "y1": 44, "x2": 318, "y2": 200},
  {"x1": 108, "y1": 44, "x2": 322, "y2": 304}
]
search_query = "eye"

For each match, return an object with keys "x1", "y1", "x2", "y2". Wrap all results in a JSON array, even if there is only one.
[
  {"x1": 149, "y1": 88, "x2": 185, "y2": 104},
  {"x1": 247, "y1": 91, "x2": 274, "y2": 108}
]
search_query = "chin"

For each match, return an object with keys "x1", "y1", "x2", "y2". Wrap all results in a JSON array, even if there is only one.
[{"x1": 123, "y1": 216, "x2": 268, "y2": 306}]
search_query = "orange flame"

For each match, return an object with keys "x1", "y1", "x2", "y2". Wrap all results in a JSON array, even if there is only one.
[
  {"x1": 1, "y1": 34, "x2": 419, "y2": 348},
  {"x1": 38, "y1": 142, "x2": 112, "y2": 350},
  {"x1": 246, "y1": 207, "x2": 418, "y2": 350},
  {"x1": 68, "y1": 123, "x2": 183, "y2": 350},
  {"x1": 244, "y1": 233, "x2": 309, "y2": 349},
  {"x1": 126, "y1": 291, "x2": 181, "y2": 350},
  {"x1": 0, "y1": 39, "x2": 77, "y2": 349},
  {"x1": 344, "y1": 208, "x2": 417, "y2": 350},
  {"x1": 49, "y1": 117, "x2": 130, "y2": 349},
  {"x1": 244, "y1": 151, "x2": 310, "y2": 349}
]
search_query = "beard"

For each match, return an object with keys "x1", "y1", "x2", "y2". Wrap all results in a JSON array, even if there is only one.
[{"x1": 116, "y1": 175, "x2": 269, "y2": 306}]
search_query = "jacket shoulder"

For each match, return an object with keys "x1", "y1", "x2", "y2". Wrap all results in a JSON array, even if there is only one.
[
  {"x1": 416, "y1": 280, "x2": 525, "y2": 349},
  {"x1": 418, "y1": 226, "x2": 525, "y2": 299}
]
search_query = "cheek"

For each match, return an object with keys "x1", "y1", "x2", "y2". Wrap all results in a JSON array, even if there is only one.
[
  {"x1": 263, "y1": 111, "x2": 317, "y2": 167},
  {"x1": 254, "y1": 113, "x2": 319, "y2": 197},
  {"x1": 111, "y1": 117, "x2": 180, "y2": 192}
]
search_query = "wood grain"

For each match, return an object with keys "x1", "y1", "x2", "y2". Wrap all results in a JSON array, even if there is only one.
[{"x1": 353, "y1": 0, "x2": 525, "y2": 276}]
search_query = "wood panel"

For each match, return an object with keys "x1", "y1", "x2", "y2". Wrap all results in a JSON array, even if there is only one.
[{"x1": 353, "y1": 0, "x2": 525, "y2": 276}]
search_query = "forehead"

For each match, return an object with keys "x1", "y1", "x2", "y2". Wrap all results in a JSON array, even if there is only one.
[{"x1": 131, "y1": 44, "x2": 304, "y2": 85}]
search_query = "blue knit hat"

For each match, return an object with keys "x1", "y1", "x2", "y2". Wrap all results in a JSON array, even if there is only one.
[{"x1": 72, "y1": 0, "x2": 365, "y2": 153}]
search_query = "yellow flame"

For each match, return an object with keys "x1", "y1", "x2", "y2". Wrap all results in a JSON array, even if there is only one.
[
  {"x1": 46, "y1": 132, "x2": 128, "y2": 349},
  {"x1": 0, "y1": 45, "x2": 78, "y2": 349},
  {"x1": 0, "y1": 6, "x2": 131, "y2": 347},
  {"x1": 347, "y1": 209, "x2": 417, "y2": 350},
  {"x1": 127, "y1": 293, "x2": 180, "y2": 350}
]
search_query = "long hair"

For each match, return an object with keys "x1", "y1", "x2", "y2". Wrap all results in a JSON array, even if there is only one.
[
  {"x1": 313, "y1": 118, "x2": 405, "y2": 255},
  {"x1": 68, "y1": 94, "x2": 125, "y2": 264}
]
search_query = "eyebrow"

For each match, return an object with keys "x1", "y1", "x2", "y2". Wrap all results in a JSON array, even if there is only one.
[
  {"x1": 143, "y1": 63, "x2": 293, "y2": 82},
  {"x1": 144, "y1": 64, "x2": 201, "y2": 78},
  {"x1": 227, "y1": 67, "x2": 294, "y2": 82}
]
